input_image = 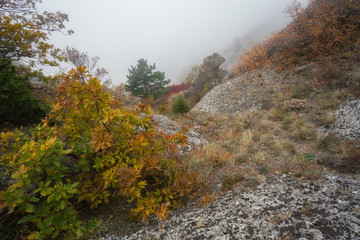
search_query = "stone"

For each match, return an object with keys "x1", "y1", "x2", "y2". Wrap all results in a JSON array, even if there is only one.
[
  {"x1": 203, "y1": 53, "x2": 225, "y2": 69},
  {"x1": 266, "y1": 212, "x2": 292, "y2": 225},
  {"x1": 100, "y1": 172, "x2": 360, "y2": 240},
  {"x1": 192, "y1": 68, "x2": 286, "y2": 114},
  {"x1": 331, "y1": 99, "x2": 360, "y2": 140},
  {"x1": 184, "y1": 53, "x2": 230, "y2": 104}
]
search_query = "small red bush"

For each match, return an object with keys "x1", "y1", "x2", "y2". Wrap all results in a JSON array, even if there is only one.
[{"x1": 164, "y1": 83, "x2": 191, "y2": 98}]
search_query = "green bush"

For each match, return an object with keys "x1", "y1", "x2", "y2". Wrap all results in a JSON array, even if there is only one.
[
  {"x1": 159, "y1": 105, "x2": 168, "y2": 114},
  {"x1": 171, "y1": 95, "x2": 190, "y2": 115},
  {"x1": 0, "y1": 59, "x2": 50, "y2": 126},
  {"x1": 0, "y1": 130, "x2": 98, "y2": 239}
]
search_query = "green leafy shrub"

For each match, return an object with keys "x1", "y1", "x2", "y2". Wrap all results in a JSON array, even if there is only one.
[
  {"x1": 171, "y1": 95, "x2": 190, "y2": 115},
  {"x1": 0, "y1": 67, "x2": 199, "y2": 239},
  {"x1": 0, "y1": 59, "x2": 50, "y2": 126},
  {"x1": 159, "y1": 105, "x2": 168, "y2": 114},
  {"x1": 0, "y1": 130, "x2": 98, "y2": 240}
]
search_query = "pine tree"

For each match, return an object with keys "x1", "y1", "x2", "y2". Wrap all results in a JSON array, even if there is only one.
[
  {"x1": 0, "y1": 58, "x2": 49, "y2": 125},
  {"x1": 125, "y1": 59, "x2": 170, "y2": 99}
]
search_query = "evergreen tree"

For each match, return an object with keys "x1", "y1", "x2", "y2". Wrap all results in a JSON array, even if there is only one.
[
  {"x1": 125, "y1": 59, "x2": 170, "y2": 99},
  {"x1": 0, "y1": 58, "x2": 49, "y2": 125}
]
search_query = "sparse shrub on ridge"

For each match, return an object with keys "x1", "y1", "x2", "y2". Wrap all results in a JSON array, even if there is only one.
[
  {"x1": 234, "y1": 43, "x2": 268, "y2": 74},
  {"x1": 234, "y1": 0, "x2": 360, "y2": 74}
]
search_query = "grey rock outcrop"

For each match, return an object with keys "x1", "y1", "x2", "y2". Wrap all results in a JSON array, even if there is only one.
[
  {"x1": 101, "y1": 172, "x2": 360, "y2": 240},
  {"x1": 331, "y1": 99, "x2": 360, "y2": 140},
  {"x1": 193, "y1": 69, "x2": 290, "y2": 114},
  {"x1": 203, "y1": 53, "x2": 225, "y2": 69},
  {"x1": 185, "y1": 53, "x2": 232, "y2": 104}
]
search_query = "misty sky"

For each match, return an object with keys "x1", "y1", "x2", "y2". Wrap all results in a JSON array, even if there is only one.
[{"x1": 42, "y1": 0, "x2": 308, "y2": 85}]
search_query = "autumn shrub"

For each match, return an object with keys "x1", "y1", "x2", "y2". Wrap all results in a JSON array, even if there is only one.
[
  {"x1": 152, "y1": 83, "x2": 191, "y2": 110},
  {"x1": 171, "y1": 94, "x2": 191, "y2": 115},
  {"x1": 234, "y1": 0, "x2": 360, "y2": 74},
  {"x1": 197, "y1": 191, "x2": 220, "y2": 207},
  {"x1": 0, "y1": 67, "x2": 198, "y2": 239},
  {"x1": 152, "y1": 87, "x2": 168, "y2": 100},
  {"x1": 164, "y1": 83, "x2": 191, "y2": 98},
  {"x1": 233, "y1": 43, "x2": 268, "y2": 74},
  {"x1": 202, "y1": 84, "x2": 210, "y2": 96}
]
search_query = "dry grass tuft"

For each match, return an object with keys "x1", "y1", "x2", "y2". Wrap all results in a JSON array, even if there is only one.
[{"x1": 176, "y1": 75, "x2": 358, "y2": 194}]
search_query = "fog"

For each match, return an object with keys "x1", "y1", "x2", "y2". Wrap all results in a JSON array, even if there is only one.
[{"x1": 42, "y1": 0, "x2": 308, "y2": 85}]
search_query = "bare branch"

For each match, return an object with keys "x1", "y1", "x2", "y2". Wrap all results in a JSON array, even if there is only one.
[{"x1": 62, "y1": 46, "x2": 111, "y2": 84}]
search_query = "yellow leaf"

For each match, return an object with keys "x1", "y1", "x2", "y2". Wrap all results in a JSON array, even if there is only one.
[{"x1": 27, "y1": 231, "x2": 40, "y2": 240}]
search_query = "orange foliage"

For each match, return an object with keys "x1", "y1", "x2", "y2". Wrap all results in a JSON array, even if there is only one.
[
  {"x1": 235, "y1": 0, "x2": 360, "y2": 74},
  {"x1": 233, "y1": 43, "x2": 268, "y2": 74}
]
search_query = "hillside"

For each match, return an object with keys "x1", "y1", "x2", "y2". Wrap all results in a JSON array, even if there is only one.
[
  {"x1": 97, "y1": 62, "x2": 360, "y2": 239},
  {"x1": 1, "y1": 0, "x2": 360, "y2": 239},
  {"x1": 97, "y1": 0, "x2": 360, "y2": 239}
]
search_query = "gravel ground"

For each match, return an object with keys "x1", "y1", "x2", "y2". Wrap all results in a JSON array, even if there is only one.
[
  {"x1": 331, "y1": 99, "x2": 360, "y2": 140},
  {"x1": 100, "y1": 171, "x2": 360, "y2": 240}
]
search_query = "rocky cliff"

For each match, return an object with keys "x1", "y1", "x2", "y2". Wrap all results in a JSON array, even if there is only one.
[{"x1": 184, "y1": 53, "x2": 234, "y2": 104}]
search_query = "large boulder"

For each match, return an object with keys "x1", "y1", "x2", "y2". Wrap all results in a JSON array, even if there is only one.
[
  {"x1": 203, "y1": 53, "x2": 225, "y2": 69},
  {"x1": 185, "y1": 53, "x2": 233, "y2": 104}
]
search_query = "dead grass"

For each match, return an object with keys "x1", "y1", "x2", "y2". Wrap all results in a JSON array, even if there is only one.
[
  {"x1": 184, "y1": 109, "x2": 321, "y2": 187},
  {"x1": 173, "y1": 69, "x2": 358, "y2": 194},
  {"x1": 320, "y1": 112, "x2": 336, "y2": 127}
]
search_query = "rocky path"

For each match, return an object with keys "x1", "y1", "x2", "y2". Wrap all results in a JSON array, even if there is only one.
[{"x1": 101, "y1": 172, "x2": 360, "y2": 240}]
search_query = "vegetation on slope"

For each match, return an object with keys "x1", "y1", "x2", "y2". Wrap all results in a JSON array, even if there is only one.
[
  {"x1": 182, "y1": 0, "x2": 360, "y2": 197},
  {"x1": 234, "y1": 0, "x2": 360, "y2": 75},
  {"x1": 0, "y1": 67, "x2": 199, "y2": 239},
  {"x1": 1, "y1": 0, "x2": 360, "y2": 239}
]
